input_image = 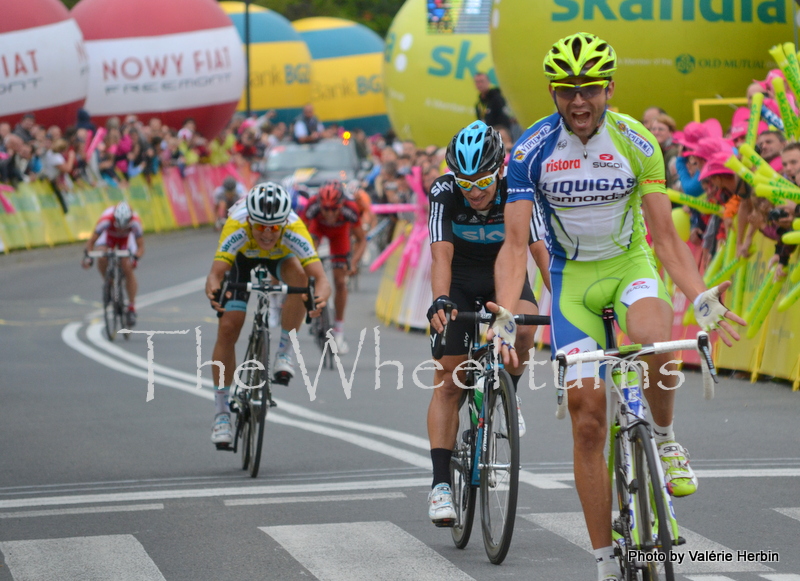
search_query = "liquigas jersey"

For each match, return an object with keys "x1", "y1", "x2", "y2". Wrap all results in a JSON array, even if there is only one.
[{"x1": 507, "y1": 110, "x2": 666, "y2": 261}]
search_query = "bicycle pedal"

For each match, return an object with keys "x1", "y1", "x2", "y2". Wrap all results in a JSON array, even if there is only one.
[
  {"x1": 269, "y1": 398, "x2": 277, "y2": 407},
  {"x1": 675, "y1": 536, "x2": 686, "y2": 546},
  {"x1": 214, "y1": 442, "x2": 233, "y2": 451},
  {"x1": 433, "y1": 519, "x2": 455, "y2": 528},
  {"x1": 272, "y1": 372, "x2": 291, "y2": 386}
]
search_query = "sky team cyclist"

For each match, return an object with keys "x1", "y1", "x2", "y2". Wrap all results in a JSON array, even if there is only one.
[
  {"x1": 82, "y1": 201, "x2": 144, "y2": 327},
  {"x1": 489, "y1": 33, "x2": 745, "y2": 581},
  {"x1": 205, "y1": 182, "x2": 331, "y2": 446},
  {"x1": 425, "y1": 120, "x2": 549, "y2": 526}
]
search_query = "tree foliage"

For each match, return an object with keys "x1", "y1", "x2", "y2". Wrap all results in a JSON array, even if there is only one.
[{"x1": 60, "y1": 0, "x2": 403, "y2": 36}]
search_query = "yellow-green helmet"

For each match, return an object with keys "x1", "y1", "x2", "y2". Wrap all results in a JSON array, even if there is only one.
[{"x1": 543, "y1": 32, "x2": 617, "y2": 80}]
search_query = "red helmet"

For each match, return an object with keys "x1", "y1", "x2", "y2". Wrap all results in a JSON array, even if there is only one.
[{"x1": 319, "y1": 180, "x2": 344, "y2": 208}]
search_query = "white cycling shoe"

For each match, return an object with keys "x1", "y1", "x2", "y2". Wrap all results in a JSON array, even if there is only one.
[
  {"x1": 211, "y1": 412, "x2": 232, "y2": 445},
  {"x1": 333, "y1": 332, "x2": 349, "y2": 355},
  {"x1": 273, "y1": 352, "x2": 294, "y2": 385},
  {"x1": 428, "y1": 483, "x2": 456, "y2": 527},
  {"x1": 495, "y1": 395, "x2": 526, "y2": 438}
]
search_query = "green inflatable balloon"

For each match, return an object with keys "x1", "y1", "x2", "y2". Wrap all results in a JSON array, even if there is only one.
[
  {"x1": 384, "y1": 0, "x2": 498, "y2": 147},
  {"x1": 490, "y1": 0, "x2": 795, "y2": 128}
]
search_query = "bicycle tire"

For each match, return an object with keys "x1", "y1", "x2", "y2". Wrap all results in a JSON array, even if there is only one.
[
  {"x1": 118, "y1": 267, "x2": 130, "y2": 339},
  {"x1": 450, "y1": 391, "x2": 477, "y2": 549},
  {"x1": 631, "y1": 423, "x2": 675, "y2": 581},
  {"x1": 613, "y1": 424, "x2": 636, "y2": 581},
  {"x1": 479, "y1": 368, "x2": 520, "y2": 565},
  {"x1": 102, "y1": 267, "x2": 117, "y2": 341},
  {"x1": 316, "y1": 305, "x2": 334, "y2": 369},
  {"x1": 247, "y1": 327, "x2": 270, "y2": 478},
  {"x1": 240, "y1": 404, "x2": 251, "y2": 470}
]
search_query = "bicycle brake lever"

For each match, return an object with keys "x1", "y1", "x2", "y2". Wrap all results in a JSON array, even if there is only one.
[{"x1": 305, "y1": 277, "x2": 316, "y2": 324}]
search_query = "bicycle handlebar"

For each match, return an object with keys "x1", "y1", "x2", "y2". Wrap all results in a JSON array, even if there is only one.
[
  {"x1": 226, "y1": 277, "x2": 317, "y2": 324},
  {"x1": 555, "y1": 331, "x2": 718, "y2": 400},
  {"x1": 453, "y1": 312, "x2": 551, "y2": 326},
  {"x1": 86, "y1": 249, "x2": 131, "y2": 258}
]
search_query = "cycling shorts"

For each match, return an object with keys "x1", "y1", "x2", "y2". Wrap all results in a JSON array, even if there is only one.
[
  {"x1": 550, "y1": 245, "x2": 672, "y2": 381},
  {"x1": 307, "y1": 221, "x2": 351, "y2": 266},
  {"x1": 436, "y1": 266, "x2": 537, "y2": 358},
  {"x1": 218, "y1": 253, "x2": 288, "y2": 317}
]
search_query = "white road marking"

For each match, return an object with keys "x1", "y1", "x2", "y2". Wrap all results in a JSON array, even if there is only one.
[
  {"x1": 523, "y1": 512, "x2": 772, "y2": 574},
  {"x1": 759, "y1": 575, "x2": 800, "y2": 580},
  {"x1": 86, "y1": 276, "x2": 205, "y2": 318},
  {"x1": 261, "y1": 521, "x2": 475, "y2": 581},
  {"x1": 0, "y1": 503, "x2": 163, "y2": 518},
  {"x1": 774, "y1": 507, "x2": 800, "y2": 523},
  {"x1": 224, "y1": 491, "x2": 405, "y2": 506},
  {"x1": 684, "y1": 576, "x2": 738, "y2": 581},
  {"x1": 0, "y1": 534, "x2": 166, "y2": 581},
  {"x1": 0, "y1": 477, "x2": 429, "y2": 510}
]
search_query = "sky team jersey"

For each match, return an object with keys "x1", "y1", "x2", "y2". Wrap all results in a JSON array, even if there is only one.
[
  {"x1": 507, "y1": 110, "x2": 666, "y2": 262},
  {"x1": 214, "y1": 201, "x2": 319, "y2": 267}
]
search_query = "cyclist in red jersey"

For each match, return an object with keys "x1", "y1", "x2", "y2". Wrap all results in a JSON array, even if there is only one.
[
  {"x1": 301, "y1": 180, "x2": 366, "y2": 353},
  {"x1": 82, "y1": 201, "x2": 145, "y2": 326}
]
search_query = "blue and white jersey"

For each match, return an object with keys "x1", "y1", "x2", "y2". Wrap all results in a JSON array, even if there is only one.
[{"x1": 507, "y1": 110, "x2": 666, "y2": 261}]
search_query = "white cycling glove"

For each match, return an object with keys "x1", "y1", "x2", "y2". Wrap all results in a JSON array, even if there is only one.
[
  {"x1": 693, "y1": 285, "x2": 729, "y2": 331},
  {"x1": 491, "y1": 305, "x2": 517, "y2": 350}
]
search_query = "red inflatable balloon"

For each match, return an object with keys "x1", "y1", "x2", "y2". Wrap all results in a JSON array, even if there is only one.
[
  {"x1": 0, "y1": 0, "x2": 89, "y2": 129},
  {"x1": 71, "y1": 0, "x2": 245, "y2": 137}
]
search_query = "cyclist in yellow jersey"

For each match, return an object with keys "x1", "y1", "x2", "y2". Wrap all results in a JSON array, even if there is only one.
[
  {"x1": 489, "y1": 33, "x2": 745, "y2": 581},
  {"x1": 205, "y1": 182, "x2": 331, "y2": 446}
]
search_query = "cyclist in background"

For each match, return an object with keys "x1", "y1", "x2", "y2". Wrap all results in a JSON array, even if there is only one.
[
  {"x1": 490, "y1": 33, "x2": 745, "y2": 581},
  {"x1": 82, "y1": 201, "x2": 144, "y2": 327},
  {"x1": 426, "y1": 120, "x2": 549, "y2": 527},
  {"x1": 301, "y1": 180, "x2": 366, "y2": 354},
  {"x1": 205, "y1": 182, "x2": 331, "y2": 446},
  {"x1": 213, "y1": 176, "x2": 246, "y2": 231}
]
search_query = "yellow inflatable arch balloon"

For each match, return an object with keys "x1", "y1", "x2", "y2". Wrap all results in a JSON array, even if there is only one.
[
  {"x1": 383, "y1": 0, "x2": 498, "y2": 146},
  {"x1": 219, "y1": 1, "x2": 312, "y2": 125},
  {"x1": 490, "y1": 0, "x2": 794, "y2": 128}
]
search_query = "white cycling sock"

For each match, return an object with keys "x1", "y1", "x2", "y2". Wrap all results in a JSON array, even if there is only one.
[
  {"x1": 277, "y1": 329, "x2": 292, "y2": 355},
  {"x1": 214, "y1": 386, "x2": 230, "y2": 415},
  {"x1": 594, "y1": 546, "x2": 619, "y2": 581},
  {"x1": 653, "y1": 421, "x2": 675, "y2": 446}
]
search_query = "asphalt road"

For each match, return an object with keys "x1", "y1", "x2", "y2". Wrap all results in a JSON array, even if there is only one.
[{"x1": 1, "y1": 228, "x2": 799, "y2": 581}]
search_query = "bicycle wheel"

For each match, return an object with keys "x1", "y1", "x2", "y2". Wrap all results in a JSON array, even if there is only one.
[
  {"x1": 246, "y1": 328, "x2": 270, "y2": 478},
  {"x1": 630, "y1": 423, "x2": 675, "y2": 581},
  {"x1": 102, "y1": 267, "x2": 118, "y2": 341},
  {"x1": 450, "y1": 391, "x2": 477, "y2": 549},
  {"x1": 613, "y1": 424, "x2": 636, "y2": 581},
  {"x1": 118, "y1": 268, "x2": 130, "y2": 339},
  {"x1": 316, "y1": 305, "x2": 334, "y2": 369},
  {"x1": 239, "y1": 397, "x2": 251, "y2": 470},
  {"x1": 479, "y1": 368, "x2": 520, "y2": 564}
]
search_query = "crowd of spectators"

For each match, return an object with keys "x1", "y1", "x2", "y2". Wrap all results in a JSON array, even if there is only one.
[{"x1": 645, "y1": 68, "x2": 800, "y2": 282}]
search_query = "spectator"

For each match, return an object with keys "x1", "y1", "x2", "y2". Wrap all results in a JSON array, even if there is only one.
[
  {"x1": 474, "y1": 71, "x2": 513, "y2": 132},
  {"x1": 422, "y1": 163, "x2": 441, "y2": 195},
  {"x1": 75, "y1": 108, "x2": 96, "y2": 132},
  {"x1": 0, "y1": 134, "x2": 25, "y2": 184},
  {"x1": 13, "y1": 113, "x2": 36, "y2": 143},
  {"x1": 641, "y1": 106, "x2": 667, "y2": 130},
  {"x1": 781, "y1": 142, "x2": 800, "y2": 184},
  {"x1": 40, "y1": 138, "x2": 75, "y2": 213},
  {"x1": 0, "y1": 122, "x2": 10, "y2": 154},
  {"x1": 755, "y1": 129, "x2": 785, "y2": 172},
  {"x1": 650, "y1": 113, "x2": 680, "y2": 189},
  {"x1": 293, "y1": 103, "x2": 324, "y2": 144}
]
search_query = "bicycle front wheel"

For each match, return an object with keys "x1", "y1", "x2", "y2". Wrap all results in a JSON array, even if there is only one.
[
  {"x1": 631, "y1": 423, "x2": 675, "y2": 581},
  {"x1": 450, "y1": 391, "x2": 477, "y2": 549},
  {"x1": 316, "y1": 305, "x2": 334, "y2": 369},
  {"x1": 479, "y1": 369, "x2": 520, "y2": 564},
  {"x1": 246, "y1": 328, "x2": 270, "y2": 478},
  {"x1": 103, "y1": 269, "x2": 118, "y2": 341}
]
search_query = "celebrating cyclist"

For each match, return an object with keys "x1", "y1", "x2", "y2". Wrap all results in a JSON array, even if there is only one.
[
  {"x1": 82, "y1": 201, "x2": 144, "y2": 327},
  {"x1": 300, "y1": 180, "x2": 366, "y2": 354},
  {"x1": 205, "y1": 182, "x2": 331, "y2": 446},
  {"x1": 425, "y1": 120, "x2": 549, "y2": 527},
  {"x1": 490, "y1": 33, "x2": 745, "y2": 580}
]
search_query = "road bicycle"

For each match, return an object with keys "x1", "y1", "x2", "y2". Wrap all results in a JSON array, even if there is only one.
[
  {"x1": 555, "y1": 306, "x2": 717, "y2": 580},
  {"x1": 220, "y1": 267, "x2": 316, "y2": 478},
  {"x1": 307, "y1": 252, "x2": 336, "y2": 368},
  {"x1": 434, "y1": 306, "x2": 549, "y2": 565},
  {"x1": 85, "y1": 248, "x2": 133, "y2": 342}
]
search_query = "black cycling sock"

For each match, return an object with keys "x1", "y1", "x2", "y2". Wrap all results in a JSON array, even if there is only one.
[
  {"x1": 431, "y1": 448, "x2": 452, "y2": 488},
  {"x1": 510, "y1": 373, "x2": 521, "y2": 389}
]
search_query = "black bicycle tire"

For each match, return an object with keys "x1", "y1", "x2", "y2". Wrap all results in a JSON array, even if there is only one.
[
  {"x1": 479, "y1": 368, "x2": 520, "y2": 565},
  {"x1": 102, "y1": 266, "x2": 117, "y2": 341},
  {"x1": 613, "y1": 425, "x2": 636, "y2": 581},
  {"x1": 248, "y1": 327, "x2": 270, "y2": 478},
  {"x1": 631, "y1": 423, "x2": 675, "y2": 581},
  {"x1": 238, "y1": 324, "x2": 259, "y2": 470},
  {"x1": 450, "y1": 391, "x2": 477, "y2": 549},
  {"x1": 118, "y1": 267, "x2": 130, "y2": 339}
]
